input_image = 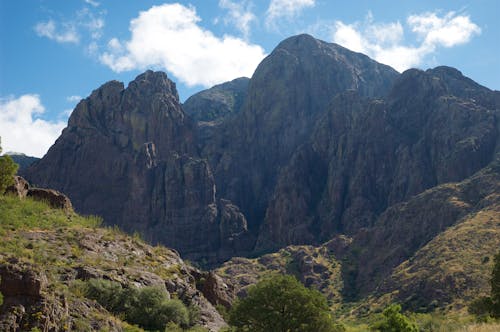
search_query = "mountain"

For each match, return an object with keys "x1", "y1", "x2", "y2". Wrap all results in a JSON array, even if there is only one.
[
  {"x1": 256, "y1": 66, "x2": 499, "y2": 251},
  {"x1": 21, "y1": 34, "x2": 500, "y2": 313},
  {"x1": 23, "y1": 70, "x2": 252, "y2": 264},
  {"x1": 6, "y1": 153, "x2": 39, "y2": 172},
  {"x1": 203, "y1": 34, "x2": 399, "y2": 234},
  {"x1": 183, "y1": 77, "x2": 249, "y2": 123}
]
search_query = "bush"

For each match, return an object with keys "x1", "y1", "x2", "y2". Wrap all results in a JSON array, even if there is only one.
[
  {"x1": 0, "y1": 139, "x2": 18, "y2": 194},
  {"x1": 370, "y1": 304, "x2": 418, "y2": 332},
  {"x1": 469, "y1": 250, "x2": 500, "y2": 319},
  {"x1": 85, "y1": 278, "x2": 126, "y2": 313},
  {"x1": 84, "y1": 279, "x2": 192, "y2": 331},
  {"x1": 228, "y1": 274, "x2": 343, "y2": 332},
  {"x1": 492, "y1": 251, "x2": 500, "y2": 318}
]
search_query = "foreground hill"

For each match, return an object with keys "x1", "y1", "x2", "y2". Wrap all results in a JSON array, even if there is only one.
[{"x1": 0, "y1": 194, "x2": 226, "y2": 331}]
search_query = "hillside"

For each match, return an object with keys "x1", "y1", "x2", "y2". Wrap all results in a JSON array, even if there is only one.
[{"x1": 0, "y1": 194, "x2": 226, "y2": 331}]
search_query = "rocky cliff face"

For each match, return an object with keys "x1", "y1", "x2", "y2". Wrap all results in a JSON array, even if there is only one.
[
  {"x1": 23, "y1": 70, "x2": 251, "y2": 263},
  {"x1": 256, "y1": 66, "x2": 499, "y2": 251},
  {"x1": 203, "y1": 34, "x2": 399, "y2": 234},
  {"x1": 183, "y1": 77, "x2": 249, "y2": 123}
]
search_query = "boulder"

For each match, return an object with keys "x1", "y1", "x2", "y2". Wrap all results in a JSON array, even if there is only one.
[
  {"x1": 5, "y1": 176, "x2": 29, "y2": 198},
  {"x1": 27, "y1": 188, "x2": 73, "y2": 212}
]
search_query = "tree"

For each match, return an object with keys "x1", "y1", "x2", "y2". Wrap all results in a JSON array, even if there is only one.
[
  {"x1": 492, "y1": 251, "x2": 500, "y2": 318},
  {"x1": 469, "y1": 250, "x2": 500, "y2": 319},
  {"x1": 228, "y1": 274, "x2": 343, "y2": 332},
  {"x1": 370, "y1": 304, "x2": 418, "y2": 332},
  {"x1": 0, "y1": 138, "x2": 19, "y2": 194}
]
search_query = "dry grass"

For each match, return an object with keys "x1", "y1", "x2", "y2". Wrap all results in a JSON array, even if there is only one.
[{"x1": 457, "y1": 322, "x2": 500, "y2": 332}]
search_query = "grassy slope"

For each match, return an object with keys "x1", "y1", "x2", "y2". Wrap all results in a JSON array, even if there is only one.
[{"x1": 0, "y1": 195, "x2": 207, "y2": 331}]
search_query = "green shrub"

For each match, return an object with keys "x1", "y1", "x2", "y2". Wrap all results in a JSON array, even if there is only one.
[
  {"x1": 85, "y1": 278, "x2": 126, "y2": 313},
  {"x1": 370, "y1": 304, "x2": 418, "y2": 332},
  {"x1": 492, "y1": 251, "x2": 500, "y2": 318},
  {"x1": 469, "y1": 250, "x2": 500, "y2": 319},
  {"x1": 84, "y1": 279, "x2": 192, "y2": 331},
  {"x1": 229, "y1": 274, "x2": 343, "y2": 332},
  {"x1": 0, "y1": 138, "x2": 18, "y2": 194}
]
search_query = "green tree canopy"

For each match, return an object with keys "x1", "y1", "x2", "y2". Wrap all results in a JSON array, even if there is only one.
[
  {"x1": 228, "y1": 274, "x2": 343, "y2": 332},
  {"x1": 0, "y1": 138, "x2": 19, "y2": 194},
  {"x1": 370, "y1": 304, "x2": 418, "y2": 332},
  {"x1": 492, "y1": 251, "x2": 500, "y2": 318}
]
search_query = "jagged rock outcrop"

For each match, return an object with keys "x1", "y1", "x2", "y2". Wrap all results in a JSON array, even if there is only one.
[
  {"x1": 183, "y1": 77, "x2": 250, "y2": 143},
  {"x1": 203, "y1": 33, "x2": 399, "y2": 237},
  {"x1": 5, "y1": 176, "x2": 29, "y2": 198},
  {"x1": 183, "y1": 77, "x2": 249, "y2": 123},
  {"x1": 27, "y1": 188, "x2": 73, "y2": 212},
  {"x1": 351, "y1": 158, "x2": 500, "y2": 300},
  {"x1": 256, "y1": 66, "x2": 499, "y2": 252},
  {"x1": 23, "y1": 70, "x2": 251, "y2": 263},
  {"x1": 6, "y1": 175, "x2": 73, "y2": 211},
  {"x1": 216, "y1": 244, "x2": 344, "y2": 309}
]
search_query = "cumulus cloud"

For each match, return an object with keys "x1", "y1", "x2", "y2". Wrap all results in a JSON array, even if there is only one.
[
  {"x1": 332, "y1": 11, "x2": 481, "y2": 71},
  {"x1": 0, "y1": 95, "x2": 66, "y2": 158},
  {"x1": 218, "y1": 0, "x2": 256, "y2": 39},
  {"x1": 34, "y1": 20, "x2": 79, "y2": 44},
  {"x1": 266, "y1": 0, "x2": 315, "y2": 27},
  {"x1": 100, "y1": 3, "x2": 266, "y2": 87}
]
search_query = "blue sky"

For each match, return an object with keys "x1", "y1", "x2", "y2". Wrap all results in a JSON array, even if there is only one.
[{"x1": 0, "y1": 0, "x2": 499, "y2": 157}]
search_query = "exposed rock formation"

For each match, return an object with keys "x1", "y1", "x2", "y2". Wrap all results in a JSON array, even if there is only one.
[
  {"x1": 5, "y1": 176, "x2": 29, "y2": 198},
  {"x1": 6, "y1": 176, "x2": 73, "y2": 211},
  {"x1": 183, "y1": 77, "x2": 249, "y2": 123},
  {"x1": 351, "y1": 158, "x2": 500, "y2": 300},
  {"x1": 203, "y1": 33, "x2": 399, "y2": 238},
  {"x1": 256, "y1": 66, "x2": 499, "y2": 252},
  {"x1": 27, "y1": 188, "x2": 73, "y2": 212},
  {"x1": 23, "y1": 70, "x2": 251, "y2": 263},
  {"x1": 216, "y1": 245, "x2": 344, "y2": 309}
]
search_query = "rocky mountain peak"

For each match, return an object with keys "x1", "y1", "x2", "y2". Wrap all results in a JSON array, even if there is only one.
[{"x1": 126, "y1": 70, "x2": 179, "y2": 101}]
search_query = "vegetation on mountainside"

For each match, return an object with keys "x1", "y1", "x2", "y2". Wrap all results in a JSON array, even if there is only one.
[
  {"x1": 470, "y1": 250, "x2": 500, "y2": 320},
  {"x1": 228, "y1": 274, "x2": 344, "y2": 332},
  {"x1": 84, "y1": 278, "x2": 201, "y2": 331},
  {"x1": 369, "y1": 304, "x2": 418, "y2": 332},
  {"x1": 0, "y1": 195, "x2": 210, "y2": 331},
  {"x1": 0, "y1": 139, "x2": 18, "y2": 194},
  {"x1": 1, "y1": 182, "x2": 499, "y2": 331}
]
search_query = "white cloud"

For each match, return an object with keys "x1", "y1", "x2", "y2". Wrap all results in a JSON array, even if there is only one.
[
  {"x1": 35, "y1": 7, "x2": 105, "y2": 49},
  {"x1": 408, "y1": 11, "x2": 481, "y2": 47},
  {"x1": 332, "y1": 11, "x2": 481, "y2": 72},
  {"x1": 84, "y1": 0, "x2": 100, "y2": 7},
  {"x1": 0, "y1": 95, "x2": 66, "y2": 158},
  {"x1": 266, "y1": 0, "x2": 315, "y2": 27},
  {"x1": 67, "y1": 95, "x2": 82, "y2": 102},
  {"x1": 218, "y1": 0, "x2": 256, "y2": 39},
  {"x1": 34, "y1": 20, "x2": 79, "y2": 44},
  {"x1": 100, "y1": 3, "x2": 267, "y2": 87}
]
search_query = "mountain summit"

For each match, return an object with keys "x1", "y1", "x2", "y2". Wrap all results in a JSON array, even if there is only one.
[{"x1": 24, "y1": 70, "x2": 252, "y2": 263}]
